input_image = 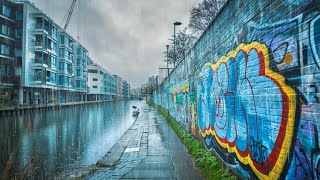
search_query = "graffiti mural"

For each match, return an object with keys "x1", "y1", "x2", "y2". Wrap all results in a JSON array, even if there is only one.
[
  {"x1": 169, "y1": 81, "x2": 190, "y2": 126},
  {"x1": 197, "y1": 42, "x2": 296, "y2": 179},
  {"x1": 311, "y1": 15, "x2": 320, "y2": 69},
  {"x1": 189, "y1": 81, "x2": 198, "y2": 136},
  {"x1": 153, "y1": 0, "x2": 320, "y2": 179}
]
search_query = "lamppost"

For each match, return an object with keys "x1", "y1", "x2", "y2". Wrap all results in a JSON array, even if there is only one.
[
  {"x1": 173, "y1": 21, "x2": 182, "y2": 68},
  {"x1": 166, "y1": 44, "x2": 170, "y2": 80},
  {"x1": 159, "y1": 45, "x2": 173, "y2": 83}
]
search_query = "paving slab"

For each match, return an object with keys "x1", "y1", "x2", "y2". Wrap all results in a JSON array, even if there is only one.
[{"x1": 122, "y1": 169, "x2": 175, "y2": 179}]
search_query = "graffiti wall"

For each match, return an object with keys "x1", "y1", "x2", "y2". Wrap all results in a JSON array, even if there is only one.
[{"x1": 153, "y1": 0, "x2": 320, "y2": 179}]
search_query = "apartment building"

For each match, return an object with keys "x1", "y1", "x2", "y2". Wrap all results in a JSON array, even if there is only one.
[
  {"x1": 113, "y1": 75, "x2": 130, "y2": 100},
  {"x1": 87, "y1": 62, "x2": 116, "y2": 101},
  {"x1": 122, "y1": 80, "x2": 130, "y2": 99},
  {"x1": 0, "y1": 0, "x2": 129, "y2": 106},
  {"x1": 0, "y1": 0, "x2": 21, "y2": 104},
  {"x1": 58, "y1": 32, "x2": 74, "y2": 103}
]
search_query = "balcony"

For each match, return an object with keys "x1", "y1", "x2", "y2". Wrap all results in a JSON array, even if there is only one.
[
  {"x1": 59, "y1": 68, "x2": 70, "y2": 75},
  {"x1": 60, "y1": 44, "x2": 73, "y2": 52},
  {"x1": 46, "y1": 78, "x2": 56, "y2": 85}
]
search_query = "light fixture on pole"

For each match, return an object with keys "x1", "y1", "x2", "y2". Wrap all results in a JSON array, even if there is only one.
[{"x1": 173, "y1": 21, "x2": 182, "y2": 68}]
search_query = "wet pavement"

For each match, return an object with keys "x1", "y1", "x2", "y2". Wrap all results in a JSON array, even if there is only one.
[{"x1": 88, "y1": 102, "x2": 203, "y2": 179}]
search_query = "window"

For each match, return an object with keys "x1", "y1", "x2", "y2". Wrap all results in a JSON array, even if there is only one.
[
  {"x1": 60, "y1": 49, "x2": 68, "y2": 60},
  {"x1": 47, "y1": 39, "x2": 52, "y2": 50},
  {"x1": 77, "y1": 58, "x2": 81, "y2": 66},
  {"x1": 51, "y1": 56, "x2": 56, "y2": 69},
  {"x1": 65, "y1": 37, "x2": 69, "y2": 46},
  {"x1": 76, "y1": 80, "x2": 80, "y2": 88},
  {"x1": 60, "y1": 35, "x2": 65, "y2": 44},
  {"x1": 51, "y1": 26, "x2": 57, "y2": 39},
  {"x1": 2, "y1": 65, "x2": 9, "y2": 75},
  {"x1": 83, "y1": 51, "x2": 87, "y2": 58},
  {"x1": 15, "y1": 48, "x2": 22, "y2": 57},
  {"x1": 59, "y1": 62, "x2": 64, "y2": 71},
  {"x1": 88, "y1": 69, "x2": 98, "y2": 73},
  {"x1": 15, "y1": 29, "x2": 22, "y2": 38},
  {"x1": 93, "y1": 85, "x2": 98, "y2": 89},
  {"x1": 68, "y1": 51, "x2": 72, "y2": 61},
  {"x1": 35, "y1": 69, "x2": 42, "y2": 81},
  {"x1": 59, "y1": 75, "x2": 69, "y2": 86},
  {"x1": 68, "y1": 40, "x2": 73, "y2": 49},
  {"x1": 16, "y1": 10, "x2": 23, "y2": 20},
  {"x1": 43, "y1": 19, "x2": 49, "y2": 32},
  {"x1": 43, "y1": 53, "x2": 49, "y2": 65},
  {"x1": 93, "y1": 78, "x2": 98, "y2": 81},
  {"x1": 35, "y1": 52, "x2": 42, "y2": 63},
  {"x1": 67, "y1": 63, "x2": 72, "y2": 74},
  {"x1": 67, "y1": 77, "x2": 70, "y2": 86},
  {"x1": 2, "y1": 25, "x2": 6, "y2": 35},
  {"x1": 1, "y1": 25, "x2": 11, "y2": 37},
  {"x1": 59, "y1": 48, "x2": 65, "y2": 57},
  {"x1": 76, "y1": 69, "x2": 80, "y2": 76},
  {"x1": 46, "y1": 71, "x2": 50, "y2": 82},
  {"x1": 1, "y1": 44, "x2": 10, "y2": 56},
  {"x1": 46, "y1": 71, "x2": 56, "y2": 83},
  {"x1": 36, "y1": 17, "x2": 42, "y2": 29},
  {"x1": 43, "y1": 35, "x2": 48, "y2": 49},
  {"x1": 48, "y1": 40, "x2": 57, "y2": 53},
  {"x1": 52, "y1": 42, "x2": 57, "y2": 53},
  {"x1": 59, "y1": 75, "x2": 64, "y2": 85},
  {"x1": 51, "y1": 72, "x2": 56, "y2": 83},
  {"x1": 100, "y1": 71, "x2": 103, "y2": 75},
  {"x1": 2, "y1": 5, "x2": 11, "y2": 18},
  {"x1": 36, "y1": 35, "x2": 42, "y2": 46}
]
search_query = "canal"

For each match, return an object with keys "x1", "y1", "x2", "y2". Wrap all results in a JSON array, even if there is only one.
[{"x1": 0, "y1": 100, "x2": 143, "y2": 178}]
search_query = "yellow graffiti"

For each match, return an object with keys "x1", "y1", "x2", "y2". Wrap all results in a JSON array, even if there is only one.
[
  {"x1": 198, "y1": 42, "x2": 296, "y2": 179},
  {"x1": 170, "y1": 82, "x2": 189, "y2": 95},
  {"x1": 190, "y1": 103, "x2": 197, "y2": 136}
]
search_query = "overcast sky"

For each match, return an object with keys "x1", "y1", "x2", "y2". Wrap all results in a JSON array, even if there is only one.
[{"x1": 29, "y1": 0, "x2": 201, "y2": 88}]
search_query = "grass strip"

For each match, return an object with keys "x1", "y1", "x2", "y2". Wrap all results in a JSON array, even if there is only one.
[
  {"x1": 146, "y1": 101, "x2": 237, "y2": 180},
  {"x1": 77, "y1": 167, "x2": 97, "y2": 179}
]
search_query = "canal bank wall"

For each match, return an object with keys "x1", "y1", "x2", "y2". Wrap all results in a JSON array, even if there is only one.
[
  {"x1": 0, "y1": 99, "x2": 130, "y2": 116},
  {"x1": 152, "y1": 0, "x2": 320, "y2": 179}
]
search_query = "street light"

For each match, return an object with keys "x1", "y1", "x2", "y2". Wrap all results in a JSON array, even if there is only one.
[
  {"x1": 173, "y1": 21, "x2": 182, "y2": 68},
  {"x1": 165, "y1": 44, "x2": 170, "y2": 77}
]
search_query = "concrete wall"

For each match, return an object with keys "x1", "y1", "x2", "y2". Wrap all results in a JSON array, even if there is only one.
[{"x1": 153, "y1": 0, "x2": 320, "y2": 179}]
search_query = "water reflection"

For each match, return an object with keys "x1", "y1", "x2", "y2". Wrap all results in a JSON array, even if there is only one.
[{"x1": 0, "y1": 100, "x2": 142, "y2": 178}]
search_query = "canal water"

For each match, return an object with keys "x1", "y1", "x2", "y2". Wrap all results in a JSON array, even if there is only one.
[{"x1": 0, "y1": 100, "x2": 143, "y2": 178}]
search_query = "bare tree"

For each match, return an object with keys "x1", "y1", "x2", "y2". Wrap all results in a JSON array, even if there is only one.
[
  {"x1": 166, "y1": 28, "x2": 196, "y2": 66},
  {"x1": 189, "y1": 0, "x2": 226, "y2": 36}
]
